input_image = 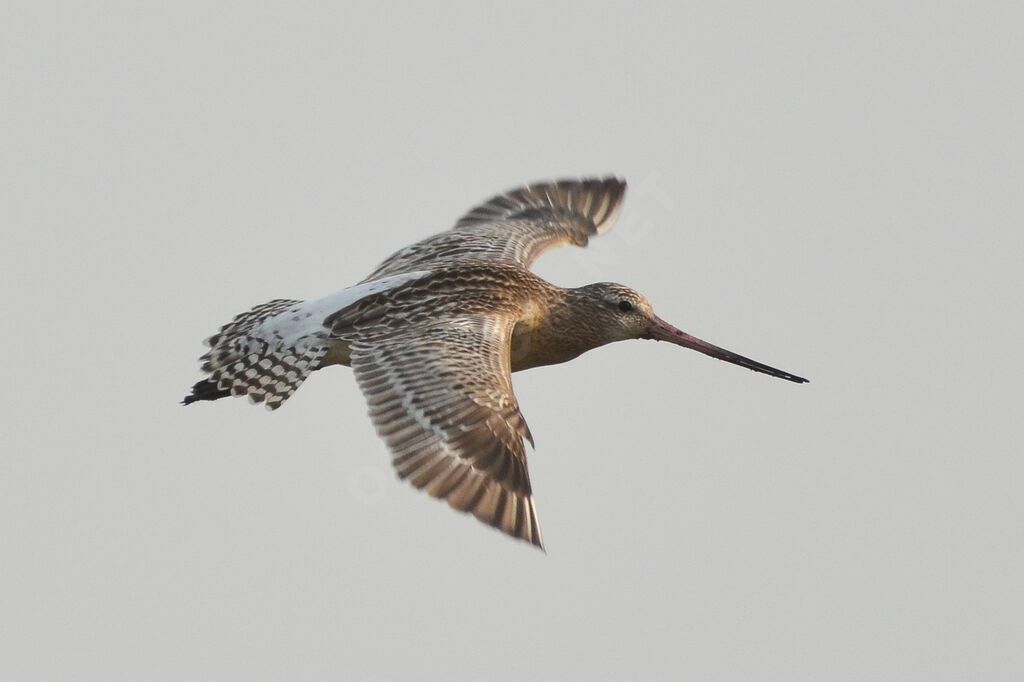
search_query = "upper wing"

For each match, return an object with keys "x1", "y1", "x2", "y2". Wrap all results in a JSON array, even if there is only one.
[
  {"x1": 345, "y1": 314, "x2": 544, "y2": 548},
  {"x1": 363, "y1": 177, "x2": 627, "y2": 281}
]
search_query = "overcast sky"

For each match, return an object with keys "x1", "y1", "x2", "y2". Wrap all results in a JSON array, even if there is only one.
[{"x1": 3, "y1": 2, "x2": 1022, "y2": 680}]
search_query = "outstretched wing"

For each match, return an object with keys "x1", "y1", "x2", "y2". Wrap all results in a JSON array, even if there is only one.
[
  {"x1": 363, "y1": 177, "x2": 626, "y2": 281},
  {"x1": 346, "y1": 314, "x2": 544, "y2": 548}
]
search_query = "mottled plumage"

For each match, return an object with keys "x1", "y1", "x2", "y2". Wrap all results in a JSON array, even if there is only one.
[
  {"x1": 364, "y1": 178, "x2": 626, "y2": 280},
  {"x1": 185, "y1": 177, "x2": 807, "y2": 549}
]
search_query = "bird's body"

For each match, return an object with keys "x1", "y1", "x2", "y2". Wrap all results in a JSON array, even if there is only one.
[
  {"x1": 185, "y1": 177, "x2": 807, "y2": 549},
  {"x1": 320, "y1": 267, "x2": 586, "y2": 372}
]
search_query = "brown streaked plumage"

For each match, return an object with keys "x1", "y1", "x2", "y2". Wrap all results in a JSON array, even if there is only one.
[{"x1": 184, "y1": 177, "x2": 807, "y2": 550}]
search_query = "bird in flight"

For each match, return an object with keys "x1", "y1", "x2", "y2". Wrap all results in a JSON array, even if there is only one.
[{"x1": 184, "y1": 177, "x2": 807, "y2": 549}]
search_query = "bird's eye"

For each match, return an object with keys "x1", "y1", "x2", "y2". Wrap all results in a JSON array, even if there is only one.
[{"x1": 618, "y1": 300, "x2": 633, "y2": 312}]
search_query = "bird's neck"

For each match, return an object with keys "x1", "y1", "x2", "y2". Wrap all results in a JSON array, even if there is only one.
[{"x1": 509, "y1": 287, "x2": 609, "y2": 372}]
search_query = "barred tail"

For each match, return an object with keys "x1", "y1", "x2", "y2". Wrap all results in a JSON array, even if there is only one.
[{"x1": 184, "y1": 298, "x2": 329, "y2": 411}]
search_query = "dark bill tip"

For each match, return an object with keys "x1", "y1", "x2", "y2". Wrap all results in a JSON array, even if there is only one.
[{"x1": 645, "y1": 317, "x2": 809, "y2": 384}]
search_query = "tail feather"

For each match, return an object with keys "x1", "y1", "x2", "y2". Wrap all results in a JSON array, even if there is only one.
[
  {"x1": 185, "y1": 298, "x2": 329, "y2": 410},
  {"x1": 182, "y1": 378, "x2": 231, "y2": 405}
]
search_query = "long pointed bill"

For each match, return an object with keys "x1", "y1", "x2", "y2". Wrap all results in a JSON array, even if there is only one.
[{"x1": 645, "y1": 317, "x2": 808, "y2": 384}]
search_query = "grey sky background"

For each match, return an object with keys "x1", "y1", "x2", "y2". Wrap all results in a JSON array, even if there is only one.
[{"x1": 3, "y1": 2, "x2": 1022, "y2": 680}]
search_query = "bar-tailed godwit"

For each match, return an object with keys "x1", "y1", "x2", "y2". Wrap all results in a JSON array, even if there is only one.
[{"x1": 184, "y1": 177, "x2": 807, "y2": 549}]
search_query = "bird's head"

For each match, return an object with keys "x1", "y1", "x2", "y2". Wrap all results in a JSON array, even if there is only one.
[
  {"x1": 571, "y1": 282, "x2": 657, "y2": 343},
  {"x1": 572, "y1": 282, "x2": 808, "y2": 384}
]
